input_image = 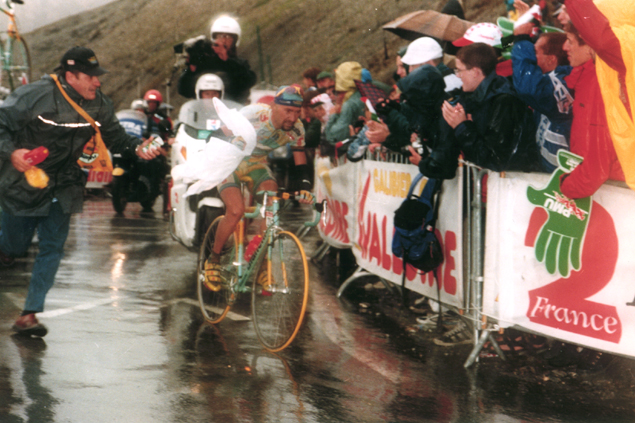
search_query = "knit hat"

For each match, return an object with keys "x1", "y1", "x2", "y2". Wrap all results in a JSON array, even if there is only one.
[
  {"x1": 452, "y1": 23, "x2": 503, "y2": 48},
  {"x1": 401, "y1": 37, "x2": 443, "y2": 66}
]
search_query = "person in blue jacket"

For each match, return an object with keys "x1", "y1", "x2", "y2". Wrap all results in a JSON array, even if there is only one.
[{"x1": 512, "y1": 27, "x2": 573, "y2": 171}]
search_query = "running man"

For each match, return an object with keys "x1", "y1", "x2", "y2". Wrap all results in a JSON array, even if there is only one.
[{"x1": 206, "y1": 85, "x2": 314, "y2": 286}]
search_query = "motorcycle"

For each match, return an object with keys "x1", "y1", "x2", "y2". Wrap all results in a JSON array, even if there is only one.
[
  {"x1": 111, "y1": 109, "x2": 170, "y2": 214},
  {"x1": 168, "y1": 98, "x2": 242, "y2": 248}
]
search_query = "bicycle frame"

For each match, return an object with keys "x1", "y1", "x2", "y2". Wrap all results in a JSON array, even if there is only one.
[{"x1": 228, "y1": 190, "x2": 323, "y2": 295}]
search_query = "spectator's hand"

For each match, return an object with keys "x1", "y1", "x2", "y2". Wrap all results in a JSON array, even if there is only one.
[
  {"x1": 221, "y1": 125, "x2": 234, "y2": 137},
  {"x1": 366, "y1": 120, "x2": 389, "y2": 143},
  {"x1": 374, "y1": 98, "x2": 400, "y2": 115},
  {"x1": 10, "y1": 148, "x2": 32, "y2": 173},
  {"x1": 166, "y1": 137, "x2": 176, "y2": 146},
  {"x1": 514, "y1": 0, "x2": 530, "y2": 16},
  {"x1": 212, "y1": 42, "x2": 229, "y2": 61},
  {"x1": 526, "y1": 150, "x2": 590, "y2": 277},
  {"x1": 514, "y1": 22, "x2": 535, "y2": 36},
  {"x1": 136, "y1": 138, "x2": 161, "y2": 160},
  {"x1": 407, "y1": 146, "x2": 422, "y2": 166},
  {"x1": 368, "y1": 143, "x2": 382, "y2": 154},
  {"x1": 442, "y1": 100, "x2": 467, "y2": 129}
]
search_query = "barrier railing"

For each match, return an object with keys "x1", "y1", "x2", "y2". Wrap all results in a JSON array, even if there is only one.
[{"x1": 313, "y1": 146, "x2": 635, "y2": 367}]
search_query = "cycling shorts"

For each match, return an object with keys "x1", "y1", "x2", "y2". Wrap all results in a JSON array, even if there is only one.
[{"x1": 218, "y1": 161, "x2": 275, "y2": 194}]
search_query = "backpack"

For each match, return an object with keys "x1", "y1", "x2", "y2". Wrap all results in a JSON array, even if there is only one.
[{"x1": 392, "y1": 174, "x2": 443, "y2": 273}]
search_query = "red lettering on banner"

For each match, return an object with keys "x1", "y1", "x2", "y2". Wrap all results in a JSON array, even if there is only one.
[
  {"x1": 357, "y1": 175, "x2": 458, "y2": 293},
  {"x1": 87, "y1": 170, "x2": 112, "y2": 184},
  {"x1": 369, "y1": 213, "x2": 381, "y2": 265},
  {"x1": 525, "y1": 201, "x2": 622, "y2": 343},
  {"x1": 320, "y1": 197, "x2": 350, "y2": 243},
  {"x1": 443, "y1": 230, "x2": 457, "y2": 295}
]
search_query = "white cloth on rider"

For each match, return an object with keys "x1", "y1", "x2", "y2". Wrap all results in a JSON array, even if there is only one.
[{"x1": 171, "y1": 98, "x2": 257, "y2": 197}]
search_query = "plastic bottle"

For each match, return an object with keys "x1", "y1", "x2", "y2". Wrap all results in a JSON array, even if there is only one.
[{"x1": 244, "y1": 235, "x2": 262, "y2": 262}]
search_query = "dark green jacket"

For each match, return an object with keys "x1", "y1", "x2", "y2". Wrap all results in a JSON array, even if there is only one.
[{"x1": 0, "y1": 75, "x2": 141, "y2": 216}]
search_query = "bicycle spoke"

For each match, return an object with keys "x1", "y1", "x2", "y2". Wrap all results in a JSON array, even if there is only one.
[{"x1": 252, "y1": 231, "x2": 309, "y2": 352}]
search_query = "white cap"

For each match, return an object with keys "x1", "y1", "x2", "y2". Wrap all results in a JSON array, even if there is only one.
[
  {"x1": 452, "y1": 23, "x2": 503, "y2": 47},
  {"x1": 401, "y1": 37, "x2": 443, "y2": 66}
]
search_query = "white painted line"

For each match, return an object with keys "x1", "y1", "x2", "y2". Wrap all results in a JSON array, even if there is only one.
[
  {"x1": 38, "y1": 298, "x2": 116, "y2": 318},
  {"x1": 4, "y1": 292, "x2": 116, "y2": 318}
]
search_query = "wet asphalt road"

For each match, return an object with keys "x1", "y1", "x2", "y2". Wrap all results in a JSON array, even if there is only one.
[{"x1": 1, "y1": 195, "x2": 635, "y2": 423}]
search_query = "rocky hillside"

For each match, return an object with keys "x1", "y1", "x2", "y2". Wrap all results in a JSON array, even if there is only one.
[{"x1": 26, "y1": 0, "x2": 510, "y2": 113}]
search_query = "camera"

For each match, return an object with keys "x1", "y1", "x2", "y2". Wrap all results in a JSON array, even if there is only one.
[{"x1": 400, "y1": 140, "x2": 425, "y2": 157}]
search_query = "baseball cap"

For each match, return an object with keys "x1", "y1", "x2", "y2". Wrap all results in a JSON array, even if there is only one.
[
  {"x1": 55, "y1": 46, "x2": 108, "y2": 76},
  {"x1": 401, "y1": 37, "x2": 443, "y2": 66},
  {"x1": 316, "y1": 71, "x2": 333, "y2": 81},
  {"x1": 274, "y1": 85, "x2": 303, "y2": 107},
  {"x1": 452, "y1": 23, "x2": 503, "y2": 48}
]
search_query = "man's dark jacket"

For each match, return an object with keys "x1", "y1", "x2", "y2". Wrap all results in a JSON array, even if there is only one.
[
  {"x1": 0, "y1": 75, "x2": 141, "y2": 216},
  {"x1": 419, "y1": 72, "x2": 541, "y2": 179}
]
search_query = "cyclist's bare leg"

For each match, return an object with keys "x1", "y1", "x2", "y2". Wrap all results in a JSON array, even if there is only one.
[{"x1": 212, "y1": 186, "x2": 244, "y2": 255}]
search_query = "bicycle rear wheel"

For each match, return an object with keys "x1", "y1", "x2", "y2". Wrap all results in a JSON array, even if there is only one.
[
  {"x1": 197, "y1": 215, "x2": 237, "y2": 324},
  {"x1": 252, "y1": 231, "x2": 309, "y2": 352},
  {"x1": 0, "y1": 36, "x2": 31, "y2": 96}
]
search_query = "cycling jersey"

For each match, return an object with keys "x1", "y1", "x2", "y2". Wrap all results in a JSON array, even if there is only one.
[{"x1": 219, "y1": 103, "x2": 305, "y2": 193}]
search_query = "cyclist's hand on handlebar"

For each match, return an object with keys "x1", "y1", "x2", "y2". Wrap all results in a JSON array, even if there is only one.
[{"x1": 297, "y1": 190, "x2": 315, "y2": 205}]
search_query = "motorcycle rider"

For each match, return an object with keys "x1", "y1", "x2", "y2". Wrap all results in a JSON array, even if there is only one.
[
  {"x1": 195, "y1": 73, "x2": 224, "y2": 100},
  {"x1": 177, "y1": 15, "x2": 257, "y2": 104}
]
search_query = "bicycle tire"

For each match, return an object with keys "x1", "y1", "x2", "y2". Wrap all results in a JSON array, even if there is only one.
[
  {"x1": 0, "y1": 36, "x2": 31, "y2": 95},
  {"x1": 197, "y1": 215, "x2": 236, "y2": 324},
  {"x1": 252, "y1": 230, "x2": 309, "y2": 352}
]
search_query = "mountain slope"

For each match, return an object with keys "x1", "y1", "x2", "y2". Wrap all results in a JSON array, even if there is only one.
[{"x1": 26, "y1": 0, "x2": 505, "y2": 112}]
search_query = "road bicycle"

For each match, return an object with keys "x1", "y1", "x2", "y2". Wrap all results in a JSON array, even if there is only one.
[
  {"x1": 0, "y1": 0, "x2": 30, "y2": 97},
  {"x1": 197, "y1": 188, "x2": 325, "y2": 352}
]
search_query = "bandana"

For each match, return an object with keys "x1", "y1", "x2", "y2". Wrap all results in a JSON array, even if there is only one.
[{"x1": 274, "y1": 85, "x2": 303, "y2": 107}]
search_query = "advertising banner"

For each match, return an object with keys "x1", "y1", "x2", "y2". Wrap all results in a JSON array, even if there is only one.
[
  {"x1": 484, "y1": 172, "x2": 635, "y2": 357},
  {"x1": 353, "y1": 161, "x2": 464, "y2": 309},
  {"x1": 314, "y1": 157, "x2": 359, "y2": 249}
]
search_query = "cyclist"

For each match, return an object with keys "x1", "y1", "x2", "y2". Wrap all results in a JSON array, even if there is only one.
[
  {"x1": 195, "y1": 73, "x2": 224, "y2": 100},
  {"x1": 205, "y1": 85, "x2": 314, "y2": 288},
  {"x1": 177, "y1": 15, "x2": 257, "y2": 104}
]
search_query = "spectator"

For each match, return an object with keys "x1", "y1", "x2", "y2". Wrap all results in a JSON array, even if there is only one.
[
  {"x1": 412, "y1": 43, "x2": 541, "y2": 178},
  {"x1": 556, "y1": 5, "x2": 625, "y2": 199},
  {"x1": 553, "y1": 3, "x2": 570, "y2": 28},
  {"x1": 452, "y1": 23, "x2": 512, "y2": 77},
  {"x1": 512, "y1": 30, "x2": 573, "y2": 171},
  {"x1": 302, "y1": 67, "x2": 321, "y2": 91},
  {"x1": 394, "y1": 46, "x2": 409, "y2": 81},
  {"x1": 316, "y1": 71, "x2": 336, "y2": 102},
  {"x1": 325, "y1": 62, "x2": 365, "y2": 144},
  {"x1": 401, "y1": 37, "x2": 462, "y2": 93},
  {"x1": 177, "y1": 15, "x2": 257, "y2": 104},
  {"x1": 0, "y1": 47, "x2": 159, "y2": 336}
]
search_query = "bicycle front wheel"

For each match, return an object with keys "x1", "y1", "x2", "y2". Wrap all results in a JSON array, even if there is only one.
[
  {"x1": 252, "y1": 231, "x2": 309, "y2": 352},
  {"x1": 197, "y1": 215, "x2": 237, "y2": 324},
  {"x1": 0, "y1": 36, "x2": 31, "y2": 95}
]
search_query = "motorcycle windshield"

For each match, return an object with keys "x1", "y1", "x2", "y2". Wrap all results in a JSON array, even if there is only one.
[
  {"x1": 116, "y1": 109, "x2": 147, "y2": 139},
  {"x1": 178, "y1": 99, "x2": 242, "y2": 140}
]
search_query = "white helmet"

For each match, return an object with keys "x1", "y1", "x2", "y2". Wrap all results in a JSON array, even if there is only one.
[
  {"x1": 195, "y1": 73, "x2": 225, "y2": 100},
  {"x1": 130, "y1": 99, "x2": 145, "y2": 110},
  {"x1": 210, "y1": 15, "x2": 241, "y2": 47}
]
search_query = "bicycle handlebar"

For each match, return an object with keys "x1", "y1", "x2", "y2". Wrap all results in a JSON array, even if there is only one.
[{"x1": 252, "y1": 189, "x2": 326, "y2": 228}]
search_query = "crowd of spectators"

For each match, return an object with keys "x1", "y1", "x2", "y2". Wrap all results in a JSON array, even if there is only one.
[
  {"x1": 295, "y1": 0, "x2": 626, "y2": 202},
  {"x1": 291, "y1": 0, "x2": 630, "y2": 346}
]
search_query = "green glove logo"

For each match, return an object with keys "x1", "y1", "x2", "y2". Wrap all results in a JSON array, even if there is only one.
[{"x1": 526, "y1": 150, "x2": 591, "y2": 278}]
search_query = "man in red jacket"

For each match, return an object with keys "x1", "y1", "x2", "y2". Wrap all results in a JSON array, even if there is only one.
[{"x1": 558, "y1": 12, "x2": 625, "y2": 199}]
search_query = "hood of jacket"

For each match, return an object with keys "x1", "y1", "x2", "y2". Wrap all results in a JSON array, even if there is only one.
[
  {"x1": 397, "y1": 64, "x2": 446, "y2": 112},
  {"x1": 335, "y1": 62, "x2": 362, "y2": 102}
]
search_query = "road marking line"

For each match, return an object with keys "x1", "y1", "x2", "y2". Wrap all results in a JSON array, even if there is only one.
[{"x1": 4, "y1": 293, "x2": 116, "y2": 318}]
